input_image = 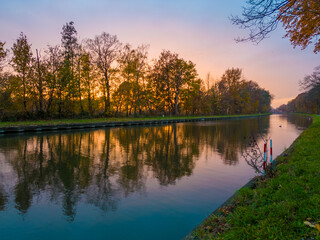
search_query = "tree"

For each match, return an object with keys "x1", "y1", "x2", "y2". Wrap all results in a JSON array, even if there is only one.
[
  {"x1": 172, "y1": 58, "x2": 198, "y2": 115},
  {"x1": 239, "y1": 80, "x2": 272, "y2": 113},
  {"x1": 118, "y1": 44, "x2": 138, "y2": 116},
  {"x1": 232, "y1": 0, "x2": 320, "y2": 53},
  {"x1": 180, "y1": 78, "x2": 202, "y2": 115},
  {"x1": 217, "y1": 68, "x2": 243, "y2": 114},
  {"x1": 80, "y1": 50, "x2": 97, "y2": 116},
  {"x1": 0, "y1": 41, "x2": 8, "y2": 72},
  {"x1": 45, "y1": 45, "x2": 62, "y2": 115},
  {"x1": 0, "y1": 43, "x2": 16, "y2": 120},
  {"x1": 298, "y1": 65, "x2": 320, "y2": 113},
  {"x1": 113, "y1": 81, "x2": 135, "y2": 116},
  {"x1": 118, "y1": 44, "x2": 149, "y2": 115},
  {"x1": 61, "y1": 21, "x2": 78, "y2": 61},
  {"x1": 75, "y1": 45, "x2": 84, "y2": 114},
  {"x1": 132, "y1": 44, "x2": 149, "y2": 115},
  {"x1": 86, "y1": 32, "x2": 122, "y2": 115},
  {"x1": 208, "y1": 82, "x2": 222, "y2": 114},
  {"x1": 34, "y1": 49, "x2": 46, "y2": 116},
  {"x1": 11, "y1": 32, "x2": 33, "y2": 114},
  {"x1": 1, "y1": 21, "x2": 274, "y2": 120},
  {"x1": 149, "y1": 50, "x2": 176, "y2": 114},
  {"x1": 300, "y1": 65, "x2": 320, "y2": 91},
  {"x1": 59, "y1": 21, "x2": 78, "y2": 117},
  {"x1": 149, "y1": 50, "x2": 200, "y2": 115}
]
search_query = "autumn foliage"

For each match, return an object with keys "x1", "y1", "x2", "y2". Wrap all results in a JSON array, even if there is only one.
[
  {"x1": 233, "y1": 0, "x2": 320, "y2": 53},
  {"x1": 0, "y1": 22, "x2": 272, "y2": 120},
  {"x1": 280, "y1": 0, "x2": 320, "y2": 52}
]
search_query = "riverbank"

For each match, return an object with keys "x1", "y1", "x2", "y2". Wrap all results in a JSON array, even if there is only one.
[
  {"x1": 0, "y1": 113, "x2": 269, "y2": 134},
  {"x1": 186, "y1": 115, "x2": 320, "y2": 239}
]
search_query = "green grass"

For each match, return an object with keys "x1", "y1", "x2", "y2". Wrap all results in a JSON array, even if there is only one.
[
  {"x1": 193, "y1": 115, "x2": 320, "y2": 240},
  {"x1": 0, "y1": 113, "x2": 268, "y2": 127}
]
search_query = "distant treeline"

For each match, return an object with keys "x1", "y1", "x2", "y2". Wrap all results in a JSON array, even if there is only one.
[
  {"x1": 278, "y1": 66, "x2": 320, "y2": 114},
  {"x1": 0, "y1": 21, "x2": 272, "y2": 120}
]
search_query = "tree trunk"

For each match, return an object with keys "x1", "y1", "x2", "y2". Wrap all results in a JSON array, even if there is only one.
[
  {"x1": 22, "y1": 72, "x2": 27, "y2": 116},
  {"x1": 104, "y1": 71, "x2": 110, "y2": 115},
  {"x1": 174, "y1": 70, "x2": 182, "y2": 116},
  {"x1": 46, "y1": 62, "x2": 57, "y2": 116},
  {"x1": 174, "y1": 88, "x2": 179, "y2": 116},
  {"x1": 134, "y1": 72, "x2": 141, "y2": 116},
  {"x1": 78, "y1": 63, "x2": 84, "y2": 114},
  {"x1": 88, "y1": 89, "x2": 92, "y2": 116},
  {"x1": 58, "y1": 89, "x2": 62, "y2": 118},
  {"x1": 102, "y1": 87, "x2": 107, "y2": 115},
  {"x1": 36, "y1": 49, "x2": 43, "y2": 116}
]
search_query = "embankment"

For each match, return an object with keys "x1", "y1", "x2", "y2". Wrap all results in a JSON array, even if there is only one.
[{"x1": 185, "y1": 115, "x2": 320, "y2": 239}]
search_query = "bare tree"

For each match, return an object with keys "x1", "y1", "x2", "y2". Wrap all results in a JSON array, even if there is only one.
[
  {"x1": 299, "y1": 65, "x2": 320, "y2": 90},
  {"x1": 86, "y1": 32, "x2": 122, "y2": 115}
]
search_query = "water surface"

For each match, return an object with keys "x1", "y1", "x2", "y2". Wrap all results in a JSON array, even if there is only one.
[{"x1": 0, "y1": 114, "x2": 312, "y2": 239}]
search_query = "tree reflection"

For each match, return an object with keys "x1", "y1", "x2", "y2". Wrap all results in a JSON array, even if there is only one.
[
  {"x1": 0, "y1": 188, "x2": 7, "y2": 211},
  {"x1": 0, "y1": 116, "x2": 270, "y2": 219},
  {"x1": 282, "y1": 114, "x2": 313, "y2": 130},
  {"x1": 0, "y1": 164, "x2": 8, "y2": 211}
]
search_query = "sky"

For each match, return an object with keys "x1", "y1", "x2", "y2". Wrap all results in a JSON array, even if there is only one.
[{"x1": 0, "y1": 0, "x2": 319, "y2": 108}]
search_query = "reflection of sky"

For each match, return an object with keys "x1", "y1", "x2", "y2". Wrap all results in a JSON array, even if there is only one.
[
  {"x1": 0, "y1": 153, "x2": 16, "y2": 183},
  {"x1": 0, "y1": 115, "x2": 311, "y2": 239},
  {"x1": 267, "y1": 115, "x2": 304, "y2": 155},
  {"x1": 1, "y1": 0, "x2": 319, "y2": 107}
]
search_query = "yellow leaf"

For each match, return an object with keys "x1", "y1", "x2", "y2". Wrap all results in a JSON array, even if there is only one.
[
  {"x1": 304, "y1": 221, "x2": 316, "y2": 228},
  {"x1": 316, "y1": 224, "x2": 320, "y2": 232}
]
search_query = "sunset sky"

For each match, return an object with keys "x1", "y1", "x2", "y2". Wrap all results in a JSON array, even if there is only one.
[{"x1": 1, "y1": 0, "x2": 319, "y2": 108}]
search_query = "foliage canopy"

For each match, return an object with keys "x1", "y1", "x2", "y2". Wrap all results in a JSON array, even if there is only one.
[{"x1": 233, "y1": 0, "x2": 320, "y2": 53}]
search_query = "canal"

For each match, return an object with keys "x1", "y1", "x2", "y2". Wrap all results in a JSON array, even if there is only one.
[{"x1": 0, "y1": 114, "x2": 312, "y2": 240}]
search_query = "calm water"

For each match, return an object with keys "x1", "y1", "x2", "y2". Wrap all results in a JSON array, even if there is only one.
[{"x1": 0, "y1": 114, "x2": 312, "y2": 240}]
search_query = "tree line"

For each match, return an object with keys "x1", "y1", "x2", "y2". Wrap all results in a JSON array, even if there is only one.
[
  {"x1": 277, "y1": 66, "x2": 320, "y2": 114},
  {"x1": 0, "y1": 21, "x2": 272, "y2": 120}
]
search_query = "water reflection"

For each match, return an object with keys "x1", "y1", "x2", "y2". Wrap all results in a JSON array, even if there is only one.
[
  {"x1": 283, "y1": 113, "x2": 313, "y2": 129},
  {"x1": 0, "y1": 185, "x2": 7, "y2": 211},
  {"x1": 0, "y1": 116, "x2": 271, "y2": 219}
]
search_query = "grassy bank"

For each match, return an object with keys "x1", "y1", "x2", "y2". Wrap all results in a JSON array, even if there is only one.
[
  {"x1": 192, "y1": 115, "x2": 320, "y2": 239},
  {"x1": 0, "y1": 113, "x2": 268, "y2": 127}
]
